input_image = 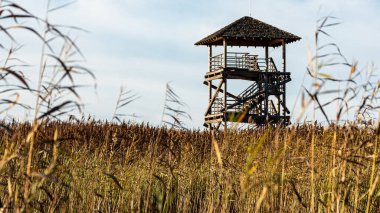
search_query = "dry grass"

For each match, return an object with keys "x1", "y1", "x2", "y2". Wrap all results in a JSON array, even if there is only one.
[{"x1": 0, "y1": 121, "x2": 379, "y2": 212}]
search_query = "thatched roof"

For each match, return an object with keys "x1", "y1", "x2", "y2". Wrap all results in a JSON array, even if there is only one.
[{"x1": 195, "y1": 16, "x2": 301, "y2": 47}]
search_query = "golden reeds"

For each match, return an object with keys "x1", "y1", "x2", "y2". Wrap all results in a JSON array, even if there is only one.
[{"x1": 0, "y1": 122, "x2": 378, "y2": 211}]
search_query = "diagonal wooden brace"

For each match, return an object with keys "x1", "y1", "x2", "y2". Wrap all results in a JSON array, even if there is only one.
[
  {"x1": 203, "y1": 81, "x2": 238, "y2": 100},
  {"x1": 270, "y1": 100, "x2": 277, "y2": 114},
  {"x1": 279, "y1": 99, "x2": 290, "y2": 114},
  {"x1": 204, "y1": 79, "x2": 224, "y2": 116}
]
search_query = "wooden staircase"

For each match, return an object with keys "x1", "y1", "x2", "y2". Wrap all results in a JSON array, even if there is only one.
[{"x1": 204, "y1": 52, "x2": 291, "y2": 128}]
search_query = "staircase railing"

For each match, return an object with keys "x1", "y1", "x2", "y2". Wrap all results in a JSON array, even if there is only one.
[{"x1": 238, "y1": 83, "x2": 259, "y2": 99}]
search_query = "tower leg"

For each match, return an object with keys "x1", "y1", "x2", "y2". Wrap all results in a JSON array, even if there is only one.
[
  {"x1": 223, "y1": 78, "x2": 227, "y2": 133},
  {"x1": 282, "y1": 40, "x2": 287, "y2": 119},
  {"x1": 208, "y1": 45, "x2": 213, "y2": 131},
  {"x1": 264, "y1": 46, "x2": 269, "y2": 123},
  {"x1": 208, "y1": 80, "x2": 212, "y2": 132}
]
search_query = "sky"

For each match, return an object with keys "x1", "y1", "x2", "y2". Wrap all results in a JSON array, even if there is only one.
[{"x1": 5, "y1": 0, "x2": 380, "y2": 128}]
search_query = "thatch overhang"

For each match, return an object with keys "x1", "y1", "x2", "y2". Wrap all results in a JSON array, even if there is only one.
[{"x1": 195, "y1": 16, "x2": 301, "y2": 47}]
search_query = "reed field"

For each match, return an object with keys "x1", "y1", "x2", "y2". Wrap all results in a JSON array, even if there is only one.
[
  {"x1": 0, "y1": 121, "x2": 379, "y2": 212},
  {"x1": 0, "y1": 1, "x2": 380, "y2": 212}
]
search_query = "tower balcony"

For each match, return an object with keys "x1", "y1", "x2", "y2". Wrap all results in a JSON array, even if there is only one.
[
  {"x1": 210, "y1": 52, "x2": 278, "y2": 72},
  {"x1": 205, "y1": 52, "x2": 289, "y2": 82}
]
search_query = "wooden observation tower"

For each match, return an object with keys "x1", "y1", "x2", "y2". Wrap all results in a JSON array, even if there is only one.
[{"x1": 195, "y1": 16, "x2": 301, "y2": 130}]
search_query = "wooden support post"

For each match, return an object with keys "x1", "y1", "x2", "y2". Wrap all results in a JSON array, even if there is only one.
[
  {"x1": 208, "y1": 81, "x2": 212, "y2": 101},
  {"x1": 223, "y1": 39, "x2": 227, "y2": 68},
  {"x1": 208, "y1": 80, "x2": 212, "y2": 131},
  {"x1": 265, "y1": 46, "x2": 269, "y2": 72},
  {"x1": 208, "y1": 45, "x2": 213, "y2": 131},
  {"x1": 277, "y1": 95, "x2": 281, "y2": 116},
  {"x1": 264, "y1": 46, "x2": 269, "y2": 119},
  {"x1": 224, "y1": 78, "x2": 227, "y2": 132},
  {"x1": 208, "y1": 45, "x2": 212, "y2": 72},
  {"x1": 223, "y1": 39, "x2": 228, "y2": 132},
  {"x1": 208, "y1": 46, "x2": 212, "y2": 102},
  {"x1": 282, "y1": 39, "x2": 287, "y2": 118}
]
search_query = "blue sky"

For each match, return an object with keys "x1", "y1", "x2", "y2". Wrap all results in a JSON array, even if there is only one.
[{"x1": 9, "y1": 0, "x2": 380, "y2": 127}]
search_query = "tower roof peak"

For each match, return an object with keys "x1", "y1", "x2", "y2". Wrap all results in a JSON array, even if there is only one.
[{"x1": 195, "y1": 16, "x2": 301, "y2": 47}]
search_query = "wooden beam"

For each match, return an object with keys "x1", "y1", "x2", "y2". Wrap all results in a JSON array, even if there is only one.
[
  {"x1": 269, "y1": 38, "x2": 283, "y2": 46},
  {"x1": 207, "y1": 46, "x2": 213, "y2": 132},
  {"x1": 270, "y1": 100, "x2": 277, "y2": 114},
  {"x1": 280, "y1": 99, "x2": 290, "y2": 114},
  {"x1": 205, "y1": 75, "x2": 224, "y2": 81},
  {"x1": 265, "y1": 46, "x2": 269, "y2": 72},
  {"x1": 277, "y1": 95, "x2": 281, "y2": 116},
  {"x1": 208, "y1": 45, "x2": 212, "y2": 72},
  {"x1": 208, "y1": 81, "x2": 212, "y2": 101},
  {"x1": 264, "y1": 46, "x2": 269, "y2": 118},
  {"x1": 203, "y1": 81, "x2": 238, "y2": 100},
  {"x1": 204, "y1": 39, "x2": 287, "y2": 47},
  {"x1": 223, "y1": 39, "x2": 227, "y2": 68},
  {"x1": 282, "y1": 39, "x2": 286, "y2": 117},
  {"x1": 224, "y1": 78, "x2": 227, "y2": 132},
  {"x1": 208, "y1": 79, "x2": 212, "y2": 131},
  {"x1": 204, "y1": 79, "x2": 224, "y2": 116},
  {"x1": 215, "y1": 122, "x2": 222, "y2": 131}
]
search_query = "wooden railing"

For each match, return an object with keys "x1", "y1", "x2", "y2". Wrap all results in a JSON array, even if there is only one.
[
  {"x1": 210, "y1": 52, "x2": 278, "y2": 72},
  {"x1": 211, "y1": 97, "x2": 224, "y2": 115}
]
